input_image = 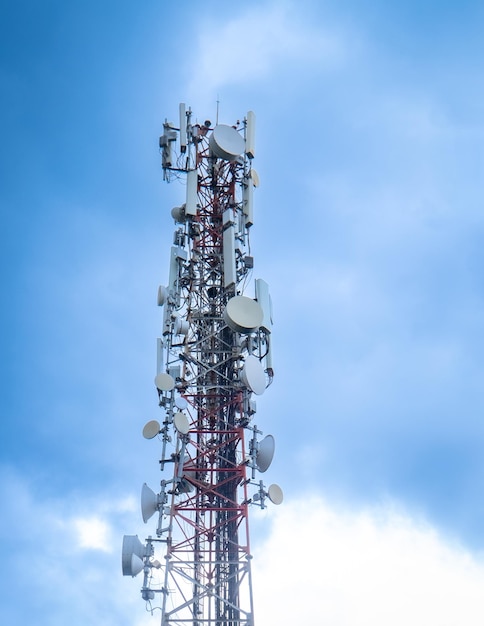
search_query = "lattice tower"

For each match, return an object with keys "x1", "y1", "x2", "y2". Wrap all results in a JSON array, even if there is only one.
[{"x1": 122, "y1": 105, "x2": 281, "y2": 626}]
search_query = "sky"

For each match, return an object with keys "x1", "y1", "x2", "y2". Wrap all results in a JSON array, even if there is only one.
[{"x1": 2, "y1": 0, "x2": 484, "y2": 623}]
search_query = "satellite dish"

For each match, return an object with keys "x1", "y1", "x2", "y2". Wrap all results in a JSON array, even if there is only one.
[
  {"x1": 224, "y1": 296, "x2": 263, "y2": 334},
  {"x1": 250, "y1": 169, "x2": 260, "y2": 187},
  {"x1": 141, "y1": 483, "x2": 158, "y2": 523},
  {"x1": 155, "y1": 373, "x2": 175, "y2": 391},
  {"x1": 240, "y1": 355, "x2": 266, "y2": 395},
  {"x1": 142, "y1": 420, "x2": 160, "y2": 439},
  {"x1": 173, "y1": 411, "x2": 190, "y2": 435},
  {"x1": 267, "y1": 484, "x2": 283, "y2": 505},
  {"x1": 175, "y1": 396, "x2": 188, "y2": 410},
  {"x1": 122, "y1": 535, "x2": 145, "y2": 577},
  {"x1": 256, "y1": 435, "x2": 275, "y2": 472},
  {"x1": 157, "y1": 285, "x2": 167, "y2": 306},
  {"x1": 209, "y1": 124, "x2": 245, "y2": 161}
]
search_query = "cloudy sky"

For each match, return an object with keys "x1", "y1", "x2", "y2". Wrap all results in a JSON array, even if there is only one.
[{"x1": 2, "y1": 0, "x2": 484, "y2": 624}]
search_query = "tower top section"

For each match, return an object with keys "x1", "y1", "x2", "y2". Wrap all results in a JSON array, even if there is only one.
[{"x1": 159, "y1": 104, "x2": 256, "y2": 179}]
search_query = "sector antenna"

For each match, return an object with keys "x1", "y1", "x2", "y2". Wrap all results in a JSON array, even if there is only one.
[{"x1": 122, "y1": 105, "x2": 282, "y2": 626}]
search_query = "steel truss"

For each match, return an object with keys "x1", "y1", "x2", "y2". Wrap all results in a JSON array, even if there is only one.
[{"x1": 160, "y1": 131, "x2": 253, "y2": 626}]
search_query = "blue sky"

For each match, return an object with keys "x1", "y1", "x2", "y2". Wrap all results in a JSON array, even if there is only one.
[{"x1": 3, "y1": 0, "x2": 484, "y2": 623}]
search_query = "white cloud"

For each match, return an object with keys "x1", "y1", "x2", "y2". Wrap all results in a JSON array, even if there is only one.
[
  {"x1": 186, "y1": 2, "x2": 348, "y2": 109},
  {"x1": 0, "y1": 468, "x2": 148, "y2": 624},
  {"x1": 252, "y1": 496, "x2": 484, "y2": 625},
  {"x1": 4, "y1": 471, "x2": 484, "y2": 625},
  {"x1": 73, "y1": 516, "x2": 112, "y2": 551},
  {"x1": 66, "y1": 494, "x2": 139, "y2": 555}
]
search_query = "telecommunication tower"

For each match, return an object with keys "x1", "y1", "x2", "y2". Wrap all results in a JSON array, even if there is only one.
[{"x1": 122, "y1": 104, "x2": 282, "y2": 626}]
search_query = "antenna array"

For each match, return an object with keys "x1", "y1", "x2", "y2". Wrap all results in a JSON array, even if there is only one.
[{"x1": 122, "y1": 104, "x2": 282, "y2": 626}]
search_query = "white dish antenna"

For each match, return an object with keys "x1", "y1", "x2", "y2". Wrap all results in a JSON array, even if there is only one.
[
  {"x1": 267, "y1": 483, "x2": 284, "y2": 505},
  {"x1": 122, "y1": 535, "x2": 145, "y2": 577},
  {"x1": 141, "y1": 483, "x2": 159, "y2": 523},
  {"x1": 240, "y1": 355, "x2": 266, "y2": 395},
  {"x1": 209, "y1": 124, "x2": 245, "y2": 161},
  {"x1": 173, "y1": 411, "x2": 190, "y2": 435},
  {"x1": 155, "y1": 373, "x2": 175, "y2": 391},
  {"x1": 171, "y1": 205, "x2": 186, "y2": 223},
  {"x1": 142, "y1": 419, "x2": 160, "y2": 439},
  {"x1": 224, "y1": 296, "x2": 263, "y2": 334},
  {"x1": 175, "y1": 396, "x2": 188, "y2": 410},
  {"x1": 256, "y1": 434, "x2": 275, "y2": 472}
]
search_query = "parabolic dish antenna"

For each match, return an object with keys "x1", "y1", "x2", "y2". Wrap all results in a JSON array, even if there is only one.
[
  {"x1": 256, "y1": 434, "x2": 275, "y2": 472},
  {"x1": 240, "y1": 355, "x2": 266, "y2": 395},
  {"x1": 122, "y1": 535, "x2": 145, "y2": 577},
  {"x1": 173, "y1": 411, "x2": 190, "y2": 435},
  {"x1": 224, "y1": 296, "x2": 263, "y2": 334},
  {"x1": 155, "y1": 372, "x2": 175, "y2": 392},
  {"x1": 141, "y1": 483, "x2": 158, "y2": 523},
  {"x1": 209, "y1": 124, "x2": 245, "y2": 161},
  {"x1": 142, "y1": 420, "x2": 160, "y2": 440},
  {"x1": 171, "y1": 205, "x2": 185, "y2": 223},
  {"x1": 175, "y1": 396, "x2": 188, "y2": 410},
  {"x1": 267, "y1": 483, "x2": 284, "y2": 505}
]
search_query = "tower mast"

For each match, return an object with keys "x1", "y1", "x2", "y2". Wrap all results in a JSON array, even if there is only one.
[{"x1": 122, "y1": 104, "x2": 282, "y2": 626}]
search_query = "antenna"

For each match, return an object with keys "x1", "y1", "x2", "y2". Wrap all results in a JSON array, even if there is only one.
[
  {"x1": 122, "y1": 105, "x2": 281, "y2": 626},
  {"x1": 173, "y1": 411, "x2": 189, "y2": 434},
  {"x1": 256, "y1": 434, "x2": 275, "y2": 472},
  {"x1": 142, "y1": 420, "x2": 160, "y2": 440},
  {"x1": 267, "y1": 483, "x2": 284, "y2": 505}
]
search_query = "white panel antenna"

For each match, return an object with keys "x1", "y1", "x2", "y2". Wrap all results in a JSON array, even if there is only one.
[
  {"x1": 157, "y1": 285, "x2": 167, "y2": 306},
  {"x1": 185, "y1": 169, "x2": 198, "y2": 216},
  {"x1": 179, "y1": 103, "x2": 187, "y2": 153},
  {"x1": 243, "y1": 174, "x2": 254, "y2": 227},
  {"x1": 255, "y1": 279, "x2": 272, "y2": 332},
  {"x1": 223, "y1": 224, "x2": 236, "y2": 288},
  {"x1": 156, "y1": 337, "x2": 165, "y2": 373},
  {"x1": 245, "y1": 111, "x2": 256, "y2": 158}
]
